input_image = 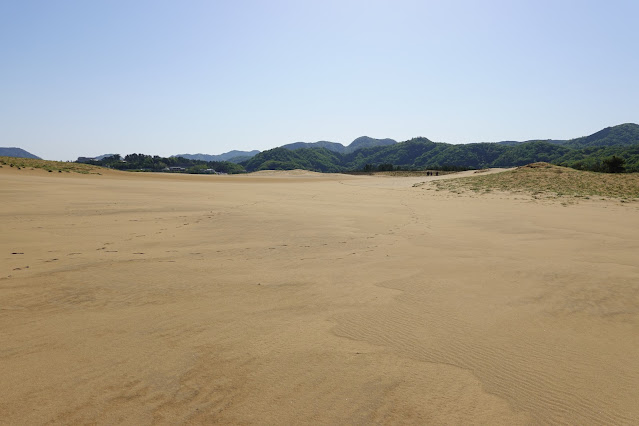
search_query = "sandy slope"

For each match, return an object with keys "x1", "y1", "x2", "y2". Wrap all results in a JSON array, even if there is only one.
[{"x1": 1, "y1": 167, "x2": 638, "y2": 424}]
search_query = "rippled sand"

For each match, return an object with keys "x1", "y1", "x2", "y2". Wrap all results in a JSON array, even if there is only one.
[{"x1": 2, "y1": 167, "x2": 638, "y2": 424}]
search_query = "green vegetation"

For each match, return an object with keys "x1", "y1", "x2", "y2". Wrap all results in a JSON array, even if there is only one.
[
  {"x1": 280, "y1": 136, "x2": 397, "y2": 153},
  {"x1": 243, "y1": 139, "x2": 502, "y2": 172},
  {"x1": 242, "y1": 147, "x2": 343, "y2": 172},
  {"x1": 7, "y1": 123, "x2": 637, "y2": 175},
  {"x1": 0, "y1": 156, "x2": 104, "y2": 173},
  {"x1": 240, "y1": 124, "x2": 639, "y2": 173},
  {"x1": 83, "y1": 153, "x2": 245, "y2": 174},
  {"x1": 561, "y1": 123, "x2": 639, "y2": 148},
  {"x1": 430, "y1": 163, "x2": 639, "y2": 199},
  {"x1": 2, "y1": 154, "x2": 246, "y2": 175},
  {"x1": 555, "y1": 145, "x2": 639, "y2": 172}
]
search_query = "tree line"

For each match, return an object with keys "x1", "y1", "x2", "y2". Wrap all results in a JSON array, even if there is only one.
[
  {"x1": 78, "y1": 124, "x2": 639, "y2": 174},
  {"x1": 241, "y1": 141, "x2": 638, "y2": 173},
  {"x1": 81, "y1": 154, "x2": 245, "y2": 174}
]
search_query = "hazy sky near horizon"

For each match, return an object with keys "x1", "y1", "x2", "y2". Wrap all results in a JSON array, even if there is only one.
[{"x1": 2, "y1": 0, "x2": 638, "y2": 161}]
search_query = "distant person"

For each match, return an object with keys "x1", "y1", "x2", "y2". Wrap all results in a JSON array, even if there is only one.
[{"x1": 435, "y1": 171, "x2": 439, "y2": 176}]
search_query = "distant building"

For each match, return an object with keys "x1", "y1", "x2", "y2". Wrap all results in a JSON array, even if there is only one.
[{"x1": 168, "y1": 167, "x2": 186, "y2": 172}]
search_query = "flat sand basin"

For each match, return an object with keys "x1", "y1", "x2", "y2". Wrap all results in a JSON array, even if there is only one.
[{"x1": 2, "y1": 167, "x2": 638, "y2": 424}]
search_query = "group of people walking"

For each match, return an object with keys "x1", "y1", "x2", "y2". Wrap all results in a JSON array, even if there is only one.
[{"x1": 426, "y1": 171, "x2": 439, "y2": 177}]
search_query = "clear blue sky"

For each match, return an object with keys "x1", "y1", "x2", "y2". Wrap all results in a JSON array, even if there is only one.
[{"x1": 2, "y1": 0, "x2": 638, "y2": 161}]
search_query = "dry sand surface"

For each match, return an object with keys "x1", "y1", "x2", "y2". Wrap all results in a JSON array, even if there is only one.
[{"x1": 1, "y1": 166, "x2": 639, "y2": 424}]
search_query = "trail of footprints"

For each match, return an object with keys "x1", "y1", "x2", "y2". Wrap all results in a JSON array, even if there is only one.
[{"x1": 6, "y1": 206, "x2": 402, "y2": 278}]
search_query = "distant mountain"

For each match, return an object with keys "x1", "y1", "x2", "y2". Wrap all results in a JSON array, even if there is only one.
[
  {"x1": 242, "y1": 124, "x2": 639, "y2": 173},
  {"x1": 496, "y1": 140, "x2": 566, "y2": 146},
  {"x1": 94, "y1": 153, "x2": 117, "y2": 160},
  {"x1": 174, "y1": 150, "x2": 260, "y2": 163},
  {"x1": 494, "y1": 124, "x2": 639, "y2": 149},
  {"x1": 242, "y1": 147, "x2": 344, "y2": 173},
  {"x1": 77, "y1": 154, "x2": 118, "y2": 163},
  {"x1": 281, "y1": 140, "x2": 345, "y2": 152},
  {"x1": 561, "y1": 123, "x2": 639, "y2": 148},
  {"x1": 75, "y1": 153, "x2": 246, "y2": 174},
  {"x1": 495, "y1": 124, "x2": 639, "y2": 149},
  {"x1": 346, "y1": 136, "x2": 397, "y2": 152},
  {"x1": 0, "y1": 147, "x2": 41, "y2": 159},
  {"x1": 75, "y1": 123, "x2": 639, "y2": 174},
  {"x1": 495, "y1": 141, "x2": 523, "y2": 146},
  {"x1": 538, "y1": 140, "x2": 568, "y2": 145},
  {"x1": 281, "y1": 136, "x2": 397, "y2": 154},
  {"x1": 225, "y1": 155, "x2": 256, "y2": 163}
]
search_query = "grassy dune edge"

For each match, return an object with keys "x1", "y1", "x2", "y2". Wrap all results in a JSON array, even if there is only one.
[
  {"x1": 428, "y1": 162, "x2": 639, "y2": 200},
  {"x1": 0, "y1": 156, "x2": 106, "y2": 174}
]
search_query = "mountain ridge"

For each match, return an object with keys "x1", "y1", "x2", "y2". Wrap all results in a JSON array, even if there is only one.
[
  {"x1": 0, "y1": 147, "x2": 41, "y2": 159},
  {"x1": 281, "y1": 136, "x2": 397, "y2": 153},
  {"x1": 242, "y1": 123, "x2": 639, "y2": 172},
  {"x1": 8, "y1": 123, "x2": 637, "y2": 173},
  {"x1": 173, "y1": 150, "x2": 261, "y2": 163}
]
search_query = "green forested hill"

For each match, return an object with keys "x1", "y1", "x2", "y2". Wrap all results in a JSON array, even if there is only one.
[
  {"x1": 65, "y1": 124, "x2": 639, "y2": 174},
  {"x1": 561, "y1": 123, "x2": 639, "y2": 148},
  {"x1": 81, "y1": 153, "x2": 246, "y2": 174},
  {"x1": 242, "y1": 124, "x2": 639, "y2": 173},
  {"x1": 242, "y1": 147, "x2": 344, "y2": 172},
  {"x1": 279, "y1": 136, "x2": 397, "y2": 153},
  {"x1": 555, "y1": 144, "x2": 639, "y2": 171},
  {"x1": 490, "y1": 142, "x2": 572, "y2": 167}
]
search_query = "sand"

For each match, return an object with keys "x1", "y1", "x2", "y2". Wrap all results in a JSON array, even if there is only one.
[{"x1": 1, "y1": 166, "x2": 638, "y2": 424}]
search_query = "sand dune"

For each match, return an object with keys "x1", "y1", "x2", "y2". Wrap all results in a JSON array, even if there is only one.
[{"x1": 1, "y1": 166, "x2": 638, "y2": 424}]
